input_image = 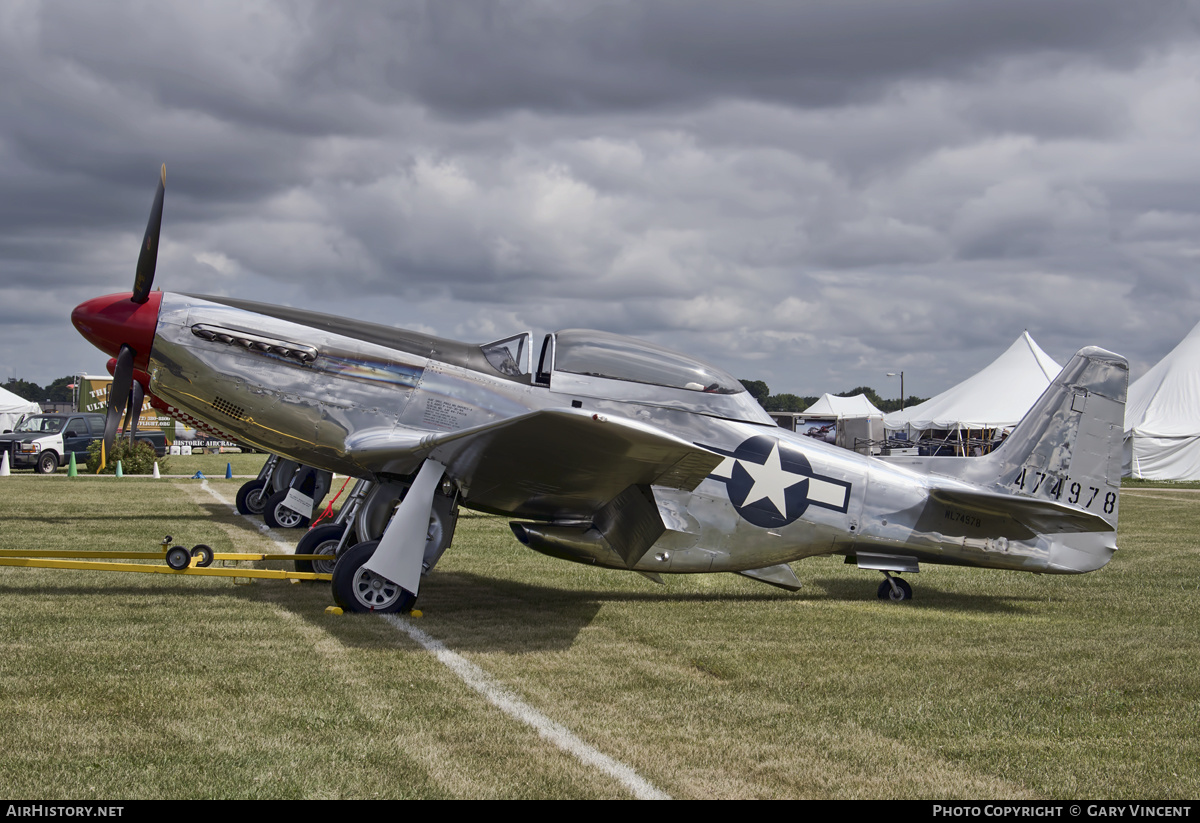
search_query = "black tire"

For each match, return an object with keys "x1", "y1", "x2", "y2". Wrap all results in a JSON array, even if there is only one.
[
  {"x1": 35, "y1": 451, "x2": 59, "y2": 474},
  {"x1": 190, "y1": 544, "x2": 214, "y2": 568},
  {"x1": 165, "y1": 546, "x2": 192, "y2": 570},
  {"x1": 294, "y1": 523, "x2": 346, "y2": 575},
  {"x1": 236, "y1": 479, "x2": 268, "y2": 515},
  {"x1": 264, "y1": 488, "x2": 310, "y2": 530},
  {"x1": 877, "y1": 577, "x2": 913, "y2": 602},
  {"x1": 331, "y1": 540, "x2": 415, "y2": 614}
]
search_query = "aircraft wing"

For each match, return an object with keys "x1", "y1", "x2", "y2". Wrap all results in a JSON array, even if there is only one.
[
  {"x1": 344, "y1": 408, "x2": 724, "y2": 520},
  {"x1": 929, "y1": 488, "x2": 1114, "y2": 534}
]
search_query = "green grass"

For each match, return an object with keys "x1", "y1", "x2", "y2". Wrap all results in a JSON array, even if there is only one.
[
  {"x1": 4, "y1": 451, "x2": 269, "y2": 477},
  {"x1": 162, "y1": 451, "x2": 269, "y2": 477},
  {"x1": 0, "y1": 477, "x2": 1197, "y2": 798},
  {"x1": 1121, "y1": 477, "x2": 1200, "y2": 490}
]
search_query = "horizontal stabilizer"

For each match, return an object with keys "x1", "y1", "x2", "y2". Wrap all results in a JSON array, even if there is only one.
[{"x1": 930, "y1": 488, "x2": 1113, "y2": 535}]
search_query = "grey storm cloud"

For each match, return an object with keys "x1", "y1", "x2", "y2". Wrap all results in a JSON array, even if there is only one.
[{"x1": 3, "y1": 0, "x2": 1200, "y2": 399}]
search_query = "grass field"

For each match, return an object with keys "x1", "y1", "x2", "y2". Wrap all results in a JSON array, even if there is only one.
[{"x1": 0, "y1": 476, "x2": 1196, "y2": 799}]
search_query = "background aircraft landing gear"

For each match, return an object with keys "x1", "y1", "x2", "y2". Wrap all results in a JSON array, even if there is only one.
[
  {"x1": 236, "y1": 454, "x2": 281, "y2": 515},
  {"x1": 877, "y1": 574, "x2": 913, "y2": 602},
  {"x1": 294, "y1": 522, "x2": 345, "y2": 575},
  {"x1": 236, "y1": 478, "x2": 268, "y2": 515},
  {"x1": 331, "y1": 541, "x2": 415, "y2": 614},
  {"x1": 292, "y1": 479, "x2": 394, "y2": 576},
  {"x1": 264, "y1": 488, "x2": 311, "y2": 529}
]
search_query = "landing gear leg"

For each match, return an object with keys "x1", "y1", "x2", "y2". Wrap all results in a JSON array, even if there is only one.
[{"x1": 332, "y1": 460, "x2": 447, "y2": 613}]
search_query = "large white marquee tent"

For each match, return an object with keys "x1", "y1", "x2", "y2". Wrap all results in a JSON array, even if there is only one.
[
  {"x1": 883, "y1": 332, "x2": 1062, "y2": 448},
  {"x1": 0, "y1": 385, "x2": 40, "y2": 432},
  {"x1": 1124, "y1": 319, "x2": 1200, "y2": 480}
]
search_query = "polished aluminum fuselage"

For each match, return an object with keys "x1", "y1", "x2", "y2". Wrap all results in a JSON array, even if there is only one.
[{"x1": 145, "y1": 293, "x2": 1116, "y2": 577}]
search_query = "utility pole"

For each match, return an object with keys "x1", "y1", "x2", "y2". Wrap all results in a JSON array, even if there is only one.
[{"x1": 886, "y1": 372, "x2": 905, "y2": 411}]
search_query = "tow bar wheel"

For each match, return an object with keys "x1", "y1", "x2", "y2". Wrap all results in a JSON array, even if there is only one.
[
  {"x1": 190, "y1": 544, "x2": 214, "y2": 568},
  {"x1": 165, "y1": 546, "x2": 192, "y2": 571}
]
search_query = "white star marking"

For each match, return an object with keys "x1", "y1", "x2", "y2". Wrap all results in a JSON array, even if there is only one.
[
  {"x1": 740, "y1": 442, "x2": 802, "y2": 515},
  {"x1": 711, "y1": 455, "x2": 737, "y2": 480}
]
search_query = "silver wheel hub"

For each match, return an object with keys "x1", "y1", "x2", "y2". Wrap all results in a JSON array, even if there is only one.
[
  {"x1": 352, "y1": 567, "x2": 401, "y2": 609},
  {"x1": 276, "y1": 506, "x2": 302, "y2": 528},
  {"x1": 312, "y1": 541, "x2": 338, "y2": 575}
]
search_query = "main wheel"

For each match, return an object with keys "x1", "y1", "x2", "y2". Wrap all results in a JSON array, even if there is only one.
[
  {"x1": 877, "y1": 577, "x2": 913, "y2": 601},
  {"x1": 264, "y1": 488, "x2": 310, "y2": 530},
  {"x1": 331, "y1": 540, "x2": 415, "y2": 614},
  {"x1": 236, "y1": 478, "x2": 268, "y2": 515},
  {"x1": 35, "y1": 451, "x2": 59, "y2": 474},
  {"x1": 294, "y1": 523, "x2": 346, "y2": 575}
]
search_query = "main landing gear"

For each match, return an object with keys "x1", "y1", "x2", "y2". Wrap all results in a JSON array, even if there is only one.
[
  {"x1": 328, "y1": 460, "x2": 457, "y2": 615},
  {"x1": 331, "y1": 541, "x2": 416, "y2": 614}
]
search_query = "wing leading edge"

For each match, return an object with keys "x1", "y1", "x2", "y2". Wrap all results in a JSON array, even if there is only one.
[{"x1": 344, "y1": 408, "x2": 724, "y2": 520}]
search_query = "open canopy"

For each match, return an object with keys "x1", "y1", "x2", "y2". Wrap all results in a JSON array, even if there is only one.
[{"x1": 883, "y1": 332, "x2": 1062, "y2": 434}]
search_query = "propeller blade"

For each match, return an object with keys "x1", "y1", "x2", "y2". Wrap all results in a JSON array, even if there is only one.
[
  {"x1": 121, "y1": 389, "x2": 135, "y2": 440},
  {"x1": 129, "y1": 381, "x2": 144, "y2": 442},
  {"x1": 103, "y1": 345, "x2": 135, "y2": 463},
  {"x1": 131, "y1": 164, "x2": 166, "y2": 305}
]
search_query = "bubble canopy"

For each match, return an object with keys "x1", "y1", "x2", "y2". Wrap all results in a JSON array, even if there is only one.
[{"x1": 553, "y1": 329, "x2": 743, "y2": 394}]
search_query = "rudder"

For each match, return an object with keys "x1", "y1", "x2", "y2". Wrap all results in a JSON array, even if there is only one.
[{"x1": 989, "y1": 346, "x2": 1128, "y2": 529}]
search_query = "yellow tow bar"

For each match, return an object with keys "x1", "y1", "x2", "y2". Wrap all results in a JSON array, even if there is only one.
[{"x1": 0, "y1": 537, "x2": 333, "y2": 582}]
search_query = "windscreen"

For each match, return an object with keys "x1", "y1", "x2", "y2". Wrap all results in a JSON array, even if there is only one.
[{"x1": 15, "y1": 416, "x2": 65, "y2": 433}]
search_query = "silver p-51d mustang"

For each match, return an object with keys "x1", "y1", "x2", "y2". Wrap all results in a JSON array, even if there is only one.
[{"x1": 72, "y1": 167, "x2": 1127, "y2": 612}]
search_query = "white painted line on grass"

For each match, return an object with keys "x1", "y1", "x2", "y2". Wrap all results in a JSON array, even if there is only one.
[
  {"x1": 199, "y1": 479, "x2": 294, "y2": 552},
  {"x1": 381, "y1": 614, "x2": 671, "y2": 800},
  {"x1": 197, "y1": 477, "x2": 667, "y2": 798}
]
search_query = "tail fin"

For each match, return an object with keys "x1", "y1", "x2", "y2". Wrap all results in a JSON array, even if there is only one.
[
  {"x1": 988, "y1": 346, "x2": 1128, "y2": 530},
  {"x1": 914, "y1": 347, "x2": 1128, "y2": 574},
  {"x1": 902, "y1": 347, "x2": 1128, "y2": 574}
]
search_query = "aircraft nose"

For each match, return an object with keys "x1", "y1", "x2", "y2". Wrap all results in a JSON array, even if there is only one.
[{"x1": 71, "y1": 291, "x2": 163, "y2": 372}]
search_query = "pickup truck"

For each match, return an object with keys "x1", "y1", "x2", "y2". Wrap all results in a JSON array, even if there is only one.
[{"x1": 0, "y1": 413, "x2": 167, "y2": 473}]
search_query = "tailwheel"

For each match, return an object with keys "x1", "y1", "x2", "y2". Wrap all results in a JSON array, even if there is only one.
[
  {"x1": 877, "y1": 575, "x2": 913, "y2": 602},
  {"x1": 331, "y1": 541, "x2": 415, "y2": 614}
]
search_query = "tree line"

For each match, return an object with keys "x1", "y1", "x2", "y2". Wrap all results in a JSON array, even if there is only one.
[{"x1": 4, "y1": 376, "x2": 77, "y2": 404}]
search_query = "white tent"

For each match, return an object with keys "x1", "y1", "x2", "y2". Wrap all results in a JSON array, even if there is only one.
[
  {"x1": 800, "y1": 393, "x2": 885, "y2": 453},
  {"x1": 0, "y1": 385, "x2": 41, "y2": 432},
  {"x1": 883, "y1": 332, "x2": 1062, "y2": 442},
  {"x1": 1124, "y1": 320, "x2": 1200, "y2": 479},
  {"x1": 801, "y1": 393, "x2": 883, "y2": 419}
]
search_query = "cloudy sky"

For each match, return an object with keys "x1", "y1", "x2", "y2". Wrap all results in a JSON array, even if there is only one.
[{"x1": 3, "y1": 0, "x2": 1200, "y2": 403}]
